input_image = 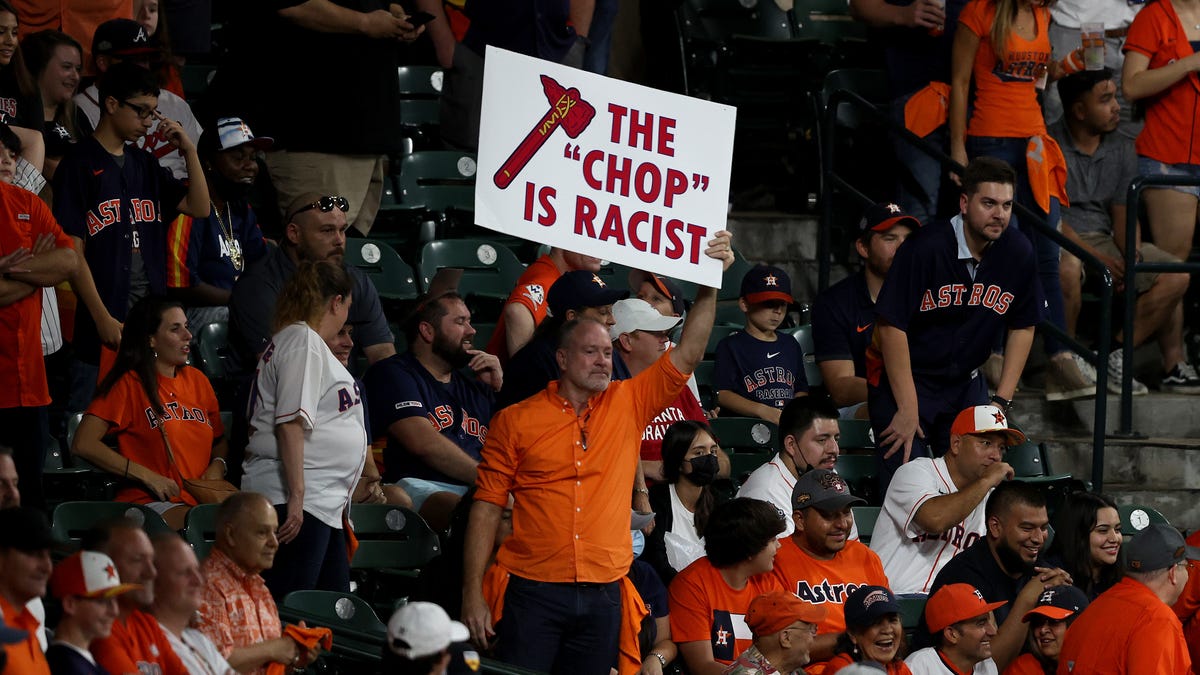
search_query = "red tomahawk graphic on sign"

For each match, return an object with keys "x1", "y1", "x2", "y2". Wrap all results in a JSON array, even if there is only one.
[{"x1": 493, "y1": 74, "x2": 596, "y2": 190}]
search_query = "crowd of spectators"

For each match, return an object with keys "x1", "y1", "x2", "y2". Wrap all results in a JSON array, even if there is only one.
[{"x1": 2, "y1": 0, "x2": 1200, "y2": 674}]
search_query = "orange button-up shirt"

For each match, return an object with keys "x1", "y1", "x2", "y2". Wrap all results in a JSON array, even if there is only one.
[
  {"x1": 0, "y1": 594, "x2": 50, "y2": 675},
  {"x1": 197, "y1": 548, "x2": 282, "y2": 675},
  {"x1": 0, "y1": 181, "x2": 74, "y2": 409},
  {"x1": 476, "y1": 353, "x2": 689, "y2": 584}
]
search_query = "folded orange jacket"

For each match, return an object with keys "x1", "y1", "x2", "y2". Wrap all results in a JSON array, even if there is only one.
[
  {"x1": 904, "y1": 82, "x2": 951, "y2": 139},
  {"x1": 1026, "y1": 133, "x2": 1070, "y2": 213},
  {"x1": 264, "y1": 625, "x2": 333, "y2": 675}
]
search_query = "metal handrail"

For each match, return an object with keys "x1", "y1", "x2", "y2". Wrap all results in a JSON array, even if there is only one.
[
  {"x1": 820, "y1": 87, "x2": 1115, "y2": 491},
  {"x1": 1120, "y1": 174, "x2": 1200, "y2": 436}
]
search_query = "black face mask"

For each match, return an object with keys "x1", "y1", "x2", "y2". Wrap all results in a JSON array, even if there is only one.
[{"x1": 684, "y1": 454, "x2": 720, "y2": 486}]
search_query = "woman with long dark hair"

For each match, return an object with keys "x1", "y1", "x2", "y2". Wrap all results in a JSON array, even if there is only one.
[
  {"x1": 242, "y1": 259, "x2": 367, "y2": 597},
  {"x1": 642, "y1": 420, "x2": 726, "y2": 585},
  {"x1": 1044, "y1": 491, "x2": 1123, "y2": 598},
  {"x1": 0, "y1": 0, "x2": 45, "y2": 176},
  {"x1": 73, "y1": 296, "x2": 227, "y2": 525},
  {"x1": 21, "y1": 29, "x2": 82, "y2": 179}
]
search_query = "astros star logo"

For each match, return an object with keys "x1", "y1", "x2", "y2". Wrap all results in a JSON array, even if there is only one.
[
  {"x1": 886, "y1": 203, "x2": 902, "y2": 213},
  {"x1": 104, "y1": 563, "x2": 117, "y2": 580},
  {"x1": 993, "y1": 411, "x2": 1005, "y2": 425},
  {"x1": 764, "y1": 275, "x2": 778, "y2": 287},
  {"x1": 715, "y1": 626, "x2": 730, "y2": 646},
  {"x1": 591, "y1": 274, "x2": 606, "y2": 288}
]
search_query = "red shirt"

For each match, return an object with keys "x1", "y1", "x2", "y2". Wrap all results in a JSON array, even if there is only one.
[
  {"x1": 0, "y1": 181, "x2": 74, "y2": 408},
  {"x1": 640, "y1": 386, "x2": 707, "y2": 462},
  {"x1": 485, "y1": 254, "x2": 561, "y2": 362},
  {"x1": 1124, "y1": 0, "x2": 1200, "y2": 165},
  {"x1": 959, "y1": 0, "x2": 1052, "y2": 138}
]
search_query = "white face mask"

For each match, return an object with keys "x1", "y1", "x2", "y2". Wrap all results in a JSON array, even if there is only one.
[{"x1": 632, "y1": 529, "x2": 646, "y2": 558}]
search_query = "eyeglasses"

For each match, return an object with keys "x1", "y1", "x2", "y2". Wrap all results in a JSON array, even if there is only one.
[
  {"x1": 120, "y1": 99, "x2": 159, "y2": 120},
  {"x1": 288, "y1": 195, "x2": 349, "y2": 221}
]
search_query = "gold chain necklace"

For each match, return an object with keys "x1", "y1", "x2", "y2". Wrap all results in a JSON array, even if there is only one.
[{"x1": 210, "y1": 201, "x2": 244, "y2": 272}]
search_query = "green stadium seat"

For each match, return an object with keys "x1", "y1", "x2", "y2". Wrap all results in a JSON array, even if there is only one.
[
  {"x1": 899, "y1": 596, "x2": 925, "y2": 630},
  {"x1": 396, "y1": 66, "x2": 443, "y2": 133},
  {"x1": 183, "y1": 503, "x2": 220, "y2": 561},
  {"x1": 852, "y1": 505, "x2": 880, "y2": 544},
  {"x1": 279, "y1": 590, "x2": 386, "y2": 664},
  {"x1": 791, "y1": 324, "x2": 822, "y2": 387},
  {"x1": 394, "y1": 150, "x2": 477, "y2": 213},
  {"x1": 344, "y1": 239, "x2": 419, "y2": 301},
  {"x1": 193, "y1": 322, "x2": 233, "y2": 381},
  {"x1": 838, "y1": 419, "x2": 874, "y2": 450},
  {"x1": 719, "y1": 253, "x2": 755, "y2": 302},
  {"x1": 706, "y1": 324, "x2": 741, "y2": 358},
  {"x1": 708, "y1": 416, "x2": 778, "y2": 454},
  {"x1": 52, "y1": 501, "x2": 175, "y2": 553},
  {"x1": 1118, "y1": 504, "x2": 1170, "y2": 540},
  {"x1": 348, "y1": 504, "x2": 442, "y2": 571},
  {"x1": 725, "y1": 448, "x2": 773, "y2": 486},
  {"x1": 693, "y1": 360, "x2": 718, "y2": 410},
  {"x1": 417, "y1": 238, "x2": 526, "y2": 300},
  {"x1": 835, "y1": 452, "x2": 878, "y2": 505}
]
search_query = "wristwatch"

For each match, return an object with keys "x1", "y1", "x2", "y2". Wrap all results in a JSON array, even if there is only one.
[
  {"x1": 649, "y1": 652, "x2": 667, "y2": 668},
  {"x1": 990, "y1": 394, "x2": 1012, "y2": 410}
]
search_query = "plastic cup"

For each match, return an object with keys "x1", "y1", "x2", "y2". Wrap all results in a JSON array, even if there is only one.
[
  {"x1": 1081, "y1": 22, "x2": 1105, "y2": 71},
  {"x1": 928, "y1": 0, "x2": 947, "y2": 36}
]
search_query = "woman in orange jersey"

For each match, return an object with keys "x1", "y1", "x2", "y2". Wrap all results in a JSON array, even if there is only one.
[
  {"x1": 1002, "y1": 584, "x2": 1087, "y2": 675},
  {"x1": 1044, "y1": 491, "x2": 1123, "y2": 599},
  {"x1": 950, "y1": 0, "x2": 1091, "y2": 397},
  {"x1": 73, "y1": 296, "x2": 228, "y2": 524},
  {"x1": 1122, "y1": 0, "x2": 1200, "y2": 263},
  {"x1": 826, "y1": 585, "x2": 912, "y2": 675}
]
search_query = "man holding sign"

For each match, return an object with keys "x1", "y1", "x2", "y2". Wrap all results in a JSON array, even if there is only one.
[{"x1": 462, "y1": 231, "x2": 734, "y2": 675}]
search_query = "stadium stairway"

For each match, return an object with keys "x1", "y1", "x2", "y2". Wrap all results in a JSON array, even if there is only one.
[{"x1": 728, "y1": 211, "x2": 1200, "y2": 533}]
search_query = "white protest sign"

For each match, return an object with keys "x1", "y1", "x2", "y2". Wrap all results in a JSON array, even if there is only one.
[{"x1": 474, "y1": 47, "x2": 736, "y2": 288}]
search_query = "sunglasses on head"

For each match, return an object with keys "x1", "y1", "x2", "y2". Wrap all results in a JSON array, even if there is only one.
[{"x1": 289, "y1": 195, "x2": 349, "y2": 221}]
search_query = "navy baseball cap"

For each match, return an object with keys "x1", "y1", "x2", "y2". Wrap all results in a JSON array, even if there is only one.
[
  {"x1": 1126, "y1": 523, "x2": 1200, "y2": 572},
  {"x1": 843, "y1": 585, "x2": 900, "y2": 629},
  {"x1": 859, "y1": 202, "x2": 921, "y2": 237},
  {"x1": 740, "y1": 264, "x2": 793, "y2": 305},
  {"x1": 93, "y1": 19, "x2": 157, "y2": 57},
  {"x1": 792, "y1": 469, "x2": 865, "y2": 511},
  {"x1": 1021, "y1": 584, "x2": 1088, "y2": 622},
  {"x1": 0, "y1": 507, "x2": 58, "y2": 552},
  {"x1": 548, "y1": 270, "x2": 628, "y2": 318}
]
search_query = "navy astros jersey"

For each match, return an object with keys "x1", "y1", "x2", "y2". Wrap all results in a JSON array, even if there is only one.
[
  {"x1": 713, "y1": 330, "x2": 808, "y2": 410},
  {"x1": 868, "y1": 216, "x2": 1045, "y2": 381},
  {"x1": 812, "y1": 270, "x2": 875, "y2": 378},
  {"x1": 363, "y1": 352, "x2": 496, "y2": 485},
  {"x1": 53, "y1": 137, "x2": 187, "y2": 360}
]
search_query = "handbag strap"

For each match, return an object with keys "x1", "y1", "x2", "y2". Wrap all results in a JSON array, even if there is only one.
[{"x1": 157, "y1": 422, "x2": 186, "y2": 482}]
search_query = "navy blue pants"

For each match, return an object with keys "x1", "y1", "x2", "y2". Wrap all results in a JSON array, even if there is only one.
[
  {"x1": 495, "y1": 575, "x2": 621, "y2": 675},
  {"x1": 868, "y1": 372, "x2": 989, "y2": 491},
  {"x1": 261, "y1": 506, "x2": 350, "y2": 600}
]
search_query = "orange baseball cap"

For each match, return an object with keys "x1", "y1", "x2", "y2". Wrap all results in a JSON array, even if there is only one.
[
  {"x1": 925, "y1": 584, "x2": 1006, "y2": 633},
  {"x1": 746, "y1": 591, "x2": 827, "y2": 636}
]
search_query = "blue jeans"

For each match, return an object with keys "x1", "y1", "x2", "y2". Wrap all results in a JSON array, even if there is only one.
[
  {"x1": 582, "y1": 0, "x2": 619, "y2": 74},
  {"x1": 261, "y1": 507, "x2": 350, "y2": 600},
  {"x1": 496, "y1": 575, "x2": 622, "y2": 675},
  {"x1": 890, "y1": 94, "x2": 947, "y2": 223},
  {"x1": 966, "y1": 135, "x2": 1066, "y2": 355}
]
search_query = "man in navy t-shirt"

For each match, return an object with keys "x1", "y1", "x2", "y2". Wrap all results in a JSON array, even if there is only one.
[
  {"x1": 363, "y1": 289, "x2": 502, "y2": 531},
  {"x1": 714, "y1": 264, "x2": 808, "y2": 424},
  {"x1": 812, "y1": 202, "x2": 918, "y2": 418},
  {"x1": 867, "y1": 158, "x2": 1045, "y2": 486}
]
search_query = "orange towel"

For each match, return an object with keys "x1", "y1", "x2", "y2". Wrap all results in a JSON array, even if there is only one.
[
  {"x1": 343, "y1": 511, "x2": 359, "y2": 564},
  {"x1": 904, "y1": 82, "x2": 951, "y2": 139},
  {"x1": 1025, "y1": 133, "x2": 1070, "y2": 214},
  {"x1": 482, "y1": 564, "x2": 650, "y2": 675},
  {"x1": 264, "y1": 625, "x2": 333, "y2": 675}
]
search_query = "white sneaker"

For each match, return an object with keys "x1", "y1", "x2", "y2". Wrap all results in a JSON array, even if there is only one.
[
  {"x1": 1072, "y1": 352, "x2": 1098, "y2": 385},
  {"x1": 1107, "y1": 349, "x2": 1148, "y2": 396}
]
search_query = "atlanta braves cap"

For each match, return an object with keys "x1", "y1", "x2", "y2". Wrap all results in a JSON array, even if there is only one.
[
  {"x1": 949, "y1": 405, "x2": 1026, "y2": 446},
  {"x1": 51, "y1": 551, "x2": 142, "y2": 599},
  {"x1": 859, "y1": 202, "x2": 921, "y2": 236},
  {"x1": 792, "y1": 469, "x2": 866, "y2": 512},
  {"x1": 548, "y1": 270, "x2": 628, "y2": 318},
  {"x1": 925, "y1": 584, "x2": 1006, "y2": 633},
  {"x1": 1126, "y1": 523, "x2": 1200, "y2": 573},
  {"x1": 740, "y1": 264, "x2": 793, "y2": 305},
  {"x1": 843, "y1": 585, "x2": 901, "y2": 630},
  {"x1": 745, "y1": 591, "x2": 827, "y2": 636},
  {"x1": 93, "y1": 19, "x2": 157, "y2": 57},
  {"x1": 1021, "y1": 584, "x2": 1088, "y2": 622}
]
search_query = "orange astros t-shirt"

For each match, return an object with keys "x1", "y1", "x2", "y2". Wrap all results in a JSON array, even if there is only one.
[{"x1": 959, "y1": 0, "x2": 1052, "y2": 139}]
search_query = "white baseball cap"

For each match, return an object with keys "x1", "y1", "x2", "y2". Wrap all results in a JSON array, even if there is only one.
[
  {"x1": 609, "y1": 298, "x2": 681, "y2": 341},
  {"x1": 950, "y1": 405, "x2": 1026, "y2": 446},
  {"x1": 387, "y1": 602, "x2": 470, "y2": 659},
  {"x1": 50, "y1": 551, "x2": 142, "y2": 599}
]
